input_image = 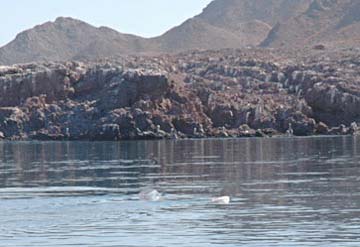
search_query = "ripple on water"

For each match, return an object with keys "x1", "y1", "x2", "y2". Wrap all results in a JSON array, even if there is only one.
[{"x1": 1, "y1": 137, "x2": 360, "y2": 246}]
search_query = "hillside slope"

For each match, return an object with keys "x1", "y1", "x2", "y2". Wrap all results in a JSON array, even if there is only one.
[
  {"x1": 261, "y1": 0, "x2": 360, "y2": 48},
  {"x1": 1, "y1": 0, "x2": 360, "y2": 64},
  {"x1": 0, "y1": 17, "x2": 151, "y2": 64},
  {"x1": 156, "y1": 0, "x2": 313, "y2": 51}
]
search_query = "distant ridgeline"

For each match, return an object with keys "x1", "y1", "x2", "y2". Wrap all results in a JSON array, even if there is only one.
[{"x1": 1, "y1": 0, "x2": 360, "y2": 64}]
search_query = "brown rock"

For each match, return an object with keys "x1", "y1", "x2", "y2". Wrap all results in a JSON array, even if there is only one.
[{"x1": 316, "y1": 122, "x2": 329, "y2": 135}]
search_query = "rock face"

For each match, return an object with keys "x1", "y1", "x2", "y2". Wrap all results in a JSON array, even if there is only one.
[
  {"x1": 0, "y1": 48, "x2": 359, "y2": 140},
  {"x1": 0, "y1": 63, "x2": 78, "y2": 106}
]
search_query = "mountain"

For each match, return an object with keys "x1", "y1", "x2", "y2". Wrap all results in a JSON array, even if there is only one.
[
  {"x1": 0, "y1": 17, "x2": 152, "y2": 64},
  {"x1": 151, "y1": 18, "x2": 260, "y2": 52},
  {"x1": 1, "y1": 0, "x2": 360, "y2": 65},
  {"x1": 261, "y1": 0, "x2": 360, "y2": 48},
  {"x1": 0, "y1": 0, "x2": 315, "y2": 64},
  {"x1": 155, "y1": 0, "x2": 312, "y2": 52},
  {"x1": 196, "y1": 0, "x2": 312, "y2": 33}
]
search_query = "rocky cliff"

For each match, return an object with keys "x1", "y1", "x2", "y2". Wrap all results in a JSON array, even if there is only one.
[{"x1": 0, "y1": 48, "x2": 359, "y2": 141}]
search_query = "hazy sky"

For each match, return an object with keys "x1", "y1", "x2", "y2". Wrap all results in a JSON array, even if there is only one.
[{"x1": 0, "y1": 0, "x2": 212, "y2": 46}]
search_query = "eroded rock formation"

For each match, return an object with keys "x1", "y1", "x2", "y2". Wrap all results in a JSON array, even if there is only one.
[{"x1": 0, "y1": 48, "x2": 359, "y2": 140}]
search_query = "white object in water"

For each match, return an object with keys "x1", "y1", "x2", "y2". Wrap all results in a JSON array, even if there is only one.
[
  {"x1": 211, "y1": 196, "x2": 230, "y2": 205},
  {"x1": 139, "y1": 189, "x2": 162, "y2": 202}
]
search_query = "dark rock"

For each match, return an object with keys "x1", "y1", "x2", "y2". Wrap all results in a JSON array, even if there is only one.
[
  {"x1": 172, "y1": 117, "x2": 202, "y2": 137},
  {"x1": 262, "y1": 128, "x2": 281, "y2": 137},
  {"x1": 0, "y1": 107, "x2": 27, "y2": 138},
  {"x1": 313, "y1": 44, "x2": 326, "y2": 50},
  {"x1": 255, "y1": 129, "x2": 268, "y2": 138},
  {"x1": 285, "y1": 112, "x2": 316, "y2": 136},
  {"x1": 93, "y1": 124, "x2": 121, "y2": 141},
  {"x1": 316, "y1": 122, "x2": 329, "y2": 135},
  {"x1": 152, "y1": 115, "x2": 174, "y2": 133},
  {"x1": 30, "y1": 129, "x2": 65, "y2": 141},
  {"x1": 208, "y1": 104, "x2": 234, "y2": 128},
  {"x1": 133, "y1": 109, "x2": 154, "y2": 131}
]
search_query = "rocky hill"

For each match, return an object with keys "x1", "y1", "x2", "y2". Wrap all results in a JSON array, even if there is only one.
[
  {"x1": 261, "y1": 0, "x2": 360, "y2": 48},
  {"x1": 0, "y1": 17, "x2": 153, "y2": 65},
  {"x1": 153, "y1": 0, "x2": 312, "y2": 52},
  {"x1": 1, "y1": 48, "x2": 359, "y2": 141},
  {"x1": 6, "y1": 0, "x2": 359, "y2": 64}
]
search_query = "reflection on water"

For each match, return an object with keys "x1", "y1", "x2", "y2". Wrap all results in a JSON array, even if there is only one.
[{"x1": 0, "y1": 137, "x2": 360, "y2": 246}]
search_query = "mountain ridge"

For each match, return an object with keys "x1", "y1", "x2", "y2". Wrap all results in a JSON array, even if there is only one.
[
  {"x1": 1, "y1": 0, "x2": 360, "y2": 65},
  {"x1": 261, "y1": 0, "x2": 360, "y2": 48}
]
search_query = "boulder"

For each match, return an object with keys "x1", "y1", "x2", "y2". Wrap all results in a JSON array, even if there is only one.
[
  {"x1": 93, "y1": 124, "x2": 121, "y2": 141},
  {"x1": 29, "y1": 129, "x2": 65, "y2": 141},
  {"x1": 208, "y1": 104, "x2": 234, "y2": 128},
  {"x1": 316, "y1": 122, "x2": 329, "y2": 135},
  {"x1": 172, "y1": 116, "x2": 202, "y2": 137}
]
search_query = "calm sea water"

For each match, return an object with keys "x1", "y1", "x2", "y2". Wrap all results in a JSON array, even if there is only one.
[{"x1": 0, "y1": 137, "x2": 360, "y2": 247}]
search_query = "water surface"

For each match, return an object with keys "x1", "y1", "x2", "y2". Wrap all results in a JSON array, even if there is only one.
[{"x1": 0, "y1": 137, "x2": 360, "y2": 246}]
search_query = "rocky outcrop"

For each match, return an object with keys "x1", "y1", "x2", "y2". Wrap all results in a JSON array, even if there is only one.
[
  {"x1": 0, "y1": 48, "x2": 359, "y2": 140},
  {"x1": 0, "y1": 62, "x2": 86, "y2": 107}
]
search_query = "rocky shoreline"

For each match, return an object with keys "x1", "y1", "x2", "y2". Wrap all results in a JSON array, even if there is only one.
[{"x1": 0, "y1": 48, "x2": 359, "y2": 141}]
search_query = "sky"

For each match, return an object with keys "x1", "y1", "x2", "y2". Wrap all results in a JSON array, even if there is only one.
[{"x1": 0, "y1": 0, "x2": 212, "y2": 46}]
